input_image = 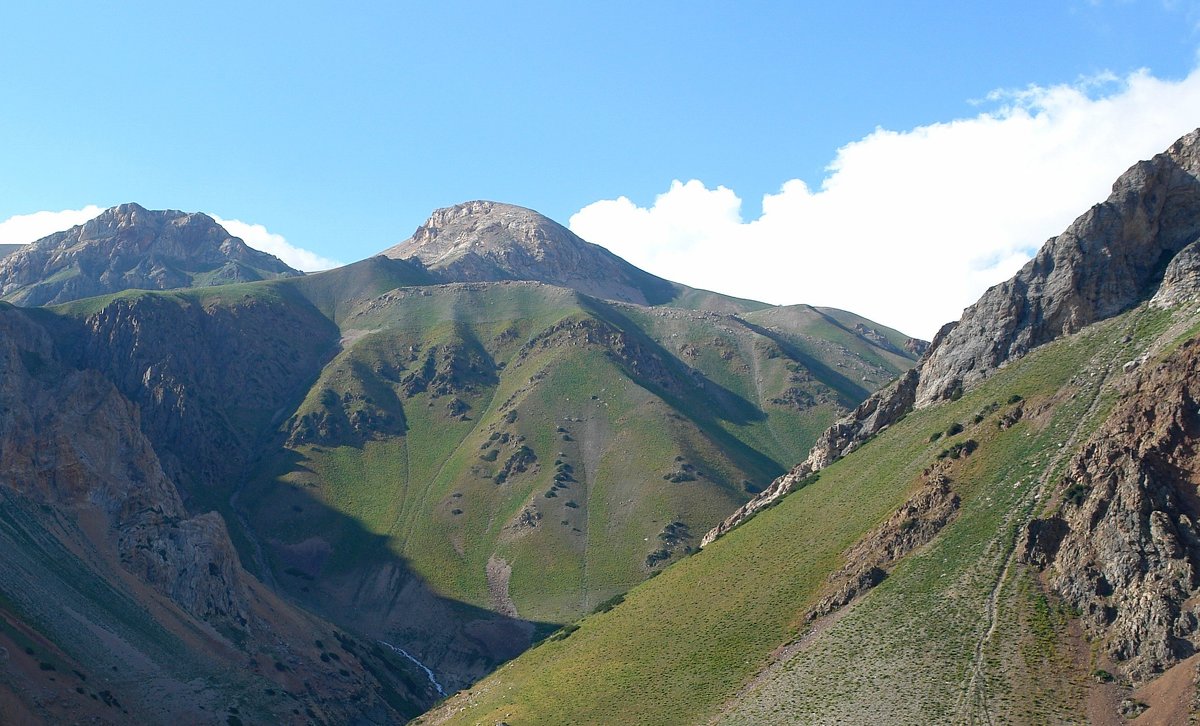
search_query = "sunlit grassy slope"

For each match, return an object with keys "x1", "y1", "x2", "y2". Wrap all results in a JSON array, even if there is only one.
[
  {"x1": 422, "y1": 303, "x2": 1188, "y2": 725},
  {"x1": 239, "y1": 276, "x2": 916, "y2": 624},
  {"x1": 49, "y1": 262, "x2": 920, "y2": 643}
]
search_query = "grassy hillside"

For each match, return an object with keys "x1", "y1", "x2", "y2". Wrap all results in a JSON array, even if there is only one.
[
  {"x1": 242, "y1": 280, "x2": 913, "y2": 628},
  {"x1": 46, "y1": 266, "x2": 920, "y2": 690},
  {"x1": 421, "y1": 302, "x2": 1193, "y2": 725}
]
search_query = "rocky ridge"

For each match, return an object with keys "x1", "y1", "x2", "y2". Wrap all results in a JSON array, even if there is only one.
[
  {"x1": 705, "y1": 127, "x2": 1200, "y2": 547},
  {"x1": 916, "y1": 129, "x2": 1200, "y2": 405},
  {"x1": 0, "y1": 203, "x2": 300, "y2": 306}
]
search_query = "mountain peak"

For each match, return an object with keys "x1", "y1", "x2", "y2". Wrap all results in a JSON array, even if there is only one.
[
  {"x1": 0, "y1": 203, "x2": 301, "y2": 306},
  {"x1": 382, "y1": 200, "x2": 678, "y2": 305}
]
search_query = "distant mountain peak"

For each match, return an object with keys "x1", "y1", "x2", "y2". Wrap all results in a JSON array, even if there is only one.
[
  {"x1": 382, "y1": 200, "x2": 678, "y2": 305},
  {"x1": 392, "y1": 200, "x2": 559, "y2": 265},
  {"x1": 0, "y1": 202, "x2": 300, "y2": 306}
]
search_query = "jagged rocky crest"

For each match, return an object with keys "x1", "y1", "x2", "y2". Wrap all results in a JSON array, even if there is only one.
[
  {"x1": 382, "y1": 200, "x2": 678, "y2": 305},
  {"x1": 916, "y1": 128, "x2": 1200, "y2": 406},
  {"x1": 705, "y1": 127, "x2": 1200, "y2": 549},
  {"x1": 0, "y1": 202, "x2": 300, "y2": 306}
]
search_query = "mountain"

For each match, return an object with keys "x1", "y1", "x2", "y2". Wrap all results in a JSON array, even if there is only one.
[
  {"x1": 0, "y1": 198, "x2": 923, "y2": 720},
  {"x1": 0, "y1": 202, "x2": 300, "y2": 306},
  {"x1": 43, "y1": 264, "x2": 918, "y2": 693},
  {"x1": 382, "y1": 199, "x2": 773, "y2": 313},
  {"x1": 422, "y1": 128, "x2": 1200, "y2": 725}
]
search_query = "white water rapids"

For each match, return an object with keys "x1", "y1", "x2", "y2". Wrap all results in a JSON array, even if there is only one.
[{"x1": 378, "y1": 640, "x2": 447, "y2": 697}]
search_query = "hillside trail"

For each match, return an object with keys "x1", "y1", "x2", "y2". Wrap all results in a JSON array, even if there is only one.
[
  {"x1": 960, "y1": 306, "x2": 1200, "y2": 723},
  {"x1": 958, "y1": 337, "x2": 1131, "y2": 723}
]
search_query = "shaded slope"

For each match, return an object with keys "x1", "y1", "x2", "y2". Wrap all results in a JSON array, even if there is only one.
[{"x1": 0, "y1": 303, "x2": 432, "y2": 723}]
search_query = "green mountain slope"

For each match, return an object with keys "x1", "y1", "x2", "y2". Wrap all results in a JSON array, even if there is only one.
[
  {"x1": 32, "y1": 212, "x2": 919, "y2": 693},
  {"x1": 421, "y1": 128, "x2": 1200, "y2": 725},
  {"x1": 422, "y1": 299, "x2": 1198, "y2": 726}
]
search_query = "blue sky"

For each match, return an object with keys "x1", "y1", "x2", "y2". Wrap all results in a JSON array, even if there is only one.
[{"x1": 3, "y1": 2, "x2": 1200, "y2": 336}]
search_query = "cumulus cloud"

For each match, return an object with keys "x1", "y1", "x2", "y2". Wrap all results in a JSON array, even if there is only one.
[
  {"x1": 0, "y1": 205, "x2": 104, "y2": 244},
  {"x1": 208, "y1": 216, "x2": 342, "y2": 272},
  {"x1": 570, "y1": 67, "x2": 1200, "y2": 339}
]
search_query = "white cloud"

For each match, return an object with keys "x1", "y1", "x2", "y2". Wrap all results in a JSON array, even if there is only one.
[
  {"x1": 210, "y1": 216, "x2": 342, "y2": 272},
  {"x1": 0, "y1": 205, "x2": 104, "y2": 244},
  {"x1": 570, "y1": 67, "x2": 1200, "y2": 340}
]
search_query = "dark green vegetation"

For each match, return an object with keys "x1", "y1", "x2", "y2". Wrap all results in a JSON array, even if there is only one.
[
  {"x1": 422, "y1": 303, "x2": 1198, "y2": 725},
  {"x1": 42, "y1": 252, "x2": 918, "y2": 690}
]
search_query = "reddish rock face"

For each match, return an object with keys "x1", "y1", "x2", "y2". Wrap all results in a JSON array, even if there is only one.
[{"x1": 1025, "y1": 338, "x2": 1200, "y2": 683}]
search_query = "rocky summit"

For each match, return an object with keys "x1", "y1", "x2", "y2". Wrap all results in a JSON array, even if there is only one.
[
  {"x1": 0, "y1": 202, "x2": 299, "y2": 306},
  {"x1": 382, "y1": 200, "x2": 679, "y2": 305}
]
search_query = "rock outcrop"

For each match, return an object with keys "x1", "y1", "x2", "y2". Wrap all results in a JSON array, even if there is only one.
[
  {"x1": 0, "y1": 203, "x2": 300, "y2": 306},
  {"x1": 1021, "y1": 338, "x2": 1200, "y2": 683},
  {"x1": 382, "y1": 200, "x2": 678, "y2": 305},
  {"x1": 806, "y1": 464, "x2": 959, "y2": 621},
  {"x1": 702, "y1": 368, "x2": 919, "y2": 546},
  {"x1": 0, "y1": 305, "x2": 250, "y2": 626},
  {"x1": 1151, "y1": 236, "x2": 1200, "y2": 307},
  {"x1": 705, "y1": 127, "x2": 1200, "y2": 546},
  {"x1": 915, "y1": 129, "x2": 1200, "y2": 405}
]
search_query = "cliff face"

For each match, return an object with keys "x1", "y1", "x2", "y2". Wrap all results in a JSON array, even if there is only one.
[
  {"x1": 382, "y1": 200, "x2": 678, "y2": 305},
  {"x1": 0, "y1": 304, "x2": 432, "y2": 721},
  {"x1": 66, "y1": 291, "x2": 339, "y2": 500},
  {"x1": 0, "y1": 203, "x2": 300, "y2": 306},
  {"x1": 915, "y1": 129, "x2": 1200, "y2": 406},
  {"x1": 1022, "y1": 338, "x2": 1200, "y2": 682}
]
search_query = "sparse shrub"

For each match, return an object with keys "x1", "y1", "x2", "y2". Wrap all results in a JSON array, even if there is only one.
[
  {"x1": 946, "y1": 422, "x2": 964, "y2": 436},
  {"x1": 592, "y1": 593, "x2": 625, "y2": 614},
  {"x1": 1064, "y1": 482, "x2": 1089, "y2": 506},
  {"x1": 548, "y1": 623, "x2": 580, "y2": 642},
  {"x1": 929, "y1": 431, "x2": 943, "y2": 443},
  {"x1": 1007, "y1": 393, "x2": 1024, "y2": 404}
]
